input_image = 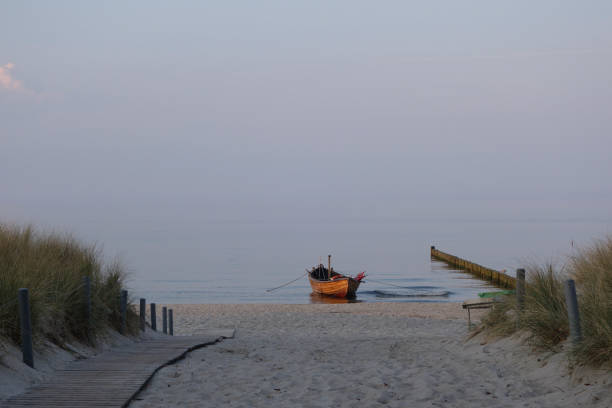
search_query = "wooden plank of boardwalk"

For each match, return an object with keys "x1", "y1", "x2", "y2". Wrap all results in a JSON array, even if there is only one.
[{"x1": 1, "y1": 329, "x2": 235, "y2": 408}]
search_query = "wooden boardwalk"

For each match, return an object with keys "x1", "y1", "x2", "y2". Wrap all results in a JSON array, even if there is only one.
[{"x1": 1, "y1": 329, "x2": 234, "y2": 408}]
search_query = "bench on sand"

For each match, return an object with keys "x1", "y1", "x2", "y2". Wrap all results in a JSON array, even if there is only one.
[{"x1": 462, "y1": 299, "x2": 497, "y2": 327}]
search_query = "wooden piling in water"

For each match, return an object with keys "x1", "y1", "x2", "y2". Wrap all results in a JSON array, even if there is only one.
[{"x1": 430, "y1": 246, "x2": 516, "y2": 289}]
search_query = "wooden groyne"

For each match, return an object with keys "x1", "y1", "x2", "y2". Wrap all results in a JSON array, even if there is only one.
[{"x1": 430, "y1": 246, "x2": 516, "y2": 289}]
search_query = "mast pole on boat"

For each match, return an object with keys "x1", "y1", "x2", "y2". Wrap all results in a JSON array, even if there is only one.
[{"x1": 328, "y1": 254, "x2": 331, "y2": 280}]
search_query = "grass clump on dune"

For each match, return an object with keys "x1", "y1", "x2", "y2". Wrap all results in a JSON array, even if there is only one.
[
  {"x1": 570, "y1": 237, "x2": 612, "y2": 366},
  {"x1": 0, "y1": 223, "x2": 138, "y2": 347},
  {"x1": 480, "y1": 264, "x2": 568, "y2": 350},
  {"x1": 480, "y1": 236, "x2": 612, "y2": 367},
  {"x1": 520, "y1": 264, "x2": 568, "y2": 350}
]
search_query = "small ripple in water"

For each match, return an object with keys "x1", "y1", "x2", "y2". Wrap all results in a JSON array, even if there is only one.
[{"x1": 362, "y1": 288, "x2": 452, "y2": 298}]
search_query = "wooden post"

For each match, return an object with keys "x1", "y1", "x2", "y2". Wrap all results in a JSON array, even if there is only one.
[
  {"x1": 139, "y1": 298, "x2": 146, "y2": 332},
  {"x1": 169, "y1": 309, "x2": 174, "y2": 336},
  {"x1": 18, "y1": 288, "x2": 34, "y2": 368},
  {"x1": 150, "y1": 303, "x2": 157, "y2": 331},
  {"x1": 162, "y1": 307, "x2": 168, "y2": 334},
  {"x1": 120, "y1": 290, "x2": 128, "y2": 335},
  {"x1": 516, "y1": 269, "x2": 525, "y2": 310},
  {"x1": 564, "y1": 279, "x2": 582, "y2": 345},
  {"x1": 83, "y1": 276, "x2": 91, "y2": 338}
]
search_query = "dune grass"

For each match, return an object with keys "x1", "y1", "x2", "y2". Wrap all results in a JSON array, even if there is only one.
[
  {"x1": 0, "y1": 223, "x2": 138, "y2": 347},
  {"x1": 479, "y1": 264, "x2": 568, "y2": 349},
  {"x1": 570, "y1": 237, "x2": 612, "y2": 366},
  {"x1": 520, "y1": 265, "x2": 569, "y2": 350},
  {"x1": 480, "y1": 237, "x2": 612, "y2": 367}
]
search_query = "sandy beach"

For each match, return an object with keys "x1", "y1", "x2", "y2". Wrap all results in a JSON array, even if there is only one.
[{"x1": 130, "y1": 303, "x2": 610, "y2": 408}]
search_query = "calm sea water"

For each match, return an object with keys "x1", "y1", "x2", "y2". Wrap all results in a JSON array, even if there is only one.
[{"x1": 125, "y1": 219, "x2": 611, "y2": 304}]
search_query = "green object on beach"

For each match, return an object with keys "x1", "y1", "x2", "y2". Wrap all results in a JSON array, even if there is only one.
[{"x1": 478, "y1": 290, "x2": 514, "y2": 298}]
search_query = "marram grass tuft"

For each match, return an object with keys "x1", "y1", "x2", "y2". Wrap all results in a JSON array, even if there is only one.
[
  {"x1": 569, "y1": 237, "x2": 612, "y2": 366},
  {"x1": 0, "y1": 223, "x2": 138, "y2": 347},
  {"x1": 480, "y1": 236, "x2": 612, "y2": 368}
]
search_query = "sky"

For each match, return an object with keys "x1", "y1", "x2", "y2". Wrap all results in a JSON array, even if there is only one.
[{"x1": 1, "y1": 1, "x2": 612, "y2": 280}]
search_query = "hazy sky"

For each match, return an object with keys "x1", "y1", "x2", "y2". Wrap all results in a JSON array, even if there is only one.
[{"x1": 2, "y1": 1, "x2": 612, "y2": 263}]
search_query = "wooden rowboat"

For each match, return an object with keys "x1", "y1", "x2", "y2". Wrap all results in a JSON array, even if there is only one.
[
  {"x1": 308, "y1": 273, "x2": 361, "y2": 298},
  {"x1": 307, "y1": 255, "x2": 365, "y2": 298}
]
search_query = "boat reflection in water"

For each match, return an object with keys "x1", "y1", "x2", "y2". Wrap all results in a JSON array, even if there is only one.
[{"x1": 309, "y1": 293, "x2": 363, "y2": 304}]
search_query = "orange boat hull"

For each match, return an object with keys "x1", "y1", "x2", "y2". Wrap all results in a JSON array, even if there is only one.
[{"x1": 308, "y1": 275, "x2": 360, "y2": 298}]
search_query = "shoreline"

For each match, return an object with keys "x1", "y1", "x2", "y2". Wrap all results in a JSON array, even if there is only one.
[{"x1": 162, "y1": 302, "x2": 477, "y2": 337}]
